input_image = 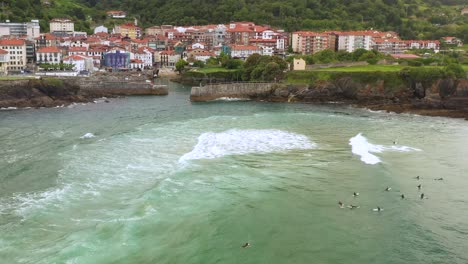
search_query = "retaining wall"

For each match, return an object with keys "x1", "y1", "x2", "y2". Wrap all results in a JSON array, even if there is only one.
[{"x1": 190, "y1": 83, "x2": 277, "y2": 101}]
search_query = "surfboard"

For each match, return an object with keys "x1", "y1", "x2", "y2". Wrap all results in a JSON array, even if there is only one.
[{"x1": 372, "y1": 208, "x2": 384, "y2": 212}]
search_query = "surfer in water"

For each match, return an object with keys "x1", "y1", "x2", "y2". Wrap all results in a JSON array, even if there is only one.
[
  {"x1": 417, "y1": 184, "x2": 421, "y2": 190},
  {"x1": 385, "y1": 187, "x2": 391, "y2": 191},
  {"x1": 353, "y1": 192, "x2": 359, "y2": 197},
  {"x1": 420, "y1": 193, "x2": 425, "y2": 199},
  {"x1": 338, "y1": 201, "x2": 344, "y2": 208},
  {"x1": 435, "y1": 178, "x2": 443, "y2": 181},
  {"x1": 401, "y1": 194, "x2": 405, "y2": 199},
  {"x1": 348, "y1": 204, "x2": 360, "y2": 209},
  {"x1": 416, "y1": 176, "x2": 420, "y2": 180},
  {"x1": 242, "y1": 242, "x2": 250, "y2": 248},
  {"x1": 377, "y1": 206, "x2": 383, "y2": 211}
]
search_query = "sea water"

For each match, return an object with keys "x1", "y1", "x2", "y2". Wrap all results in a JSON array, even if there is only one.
[{"x1": 1, "y1": 81, "x2": 467, "y2": 264}]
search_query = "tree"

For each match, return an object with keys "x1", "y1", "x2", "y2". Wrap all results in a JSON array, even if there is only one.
[
  {"x1": 175, "y1": 59, "x2": 188, "y2": 74},
  {"x1": 262, "y1": 62, "x2": 281, "y2": 81}
]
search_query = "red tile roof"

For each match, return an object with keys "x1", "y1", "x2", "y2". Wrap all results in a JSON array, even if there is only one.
[
  {"x1": 37, "y1": 46, "x2": 61, "y2": 53},
  {"x1": 69, "y1": 47, "x2": 88, "y2": 52},
  {"x1": 231, "y1": 45, "x2": 260, "y2": 51},
  {"x1": 64, "y1": 55, "x2": 86, "y2": 61},
  {"x1": 0, "y1": 39, "x2": 25, "y2": 46}
]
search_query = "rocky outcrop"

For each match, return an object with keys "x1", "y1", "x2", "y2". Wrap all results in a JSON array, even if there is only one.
[
  {"x1": 0, "y1": 74, "x2": 168, "y2": 108},
  {"x1": 190, "y1": 77, "x2": 468, "y2": 119}
]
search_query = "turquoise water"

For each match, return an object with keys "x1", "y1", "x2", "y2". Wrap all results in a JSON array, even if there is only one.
[{"x1": 1, "y1": 81, "x2": 468, "y2": 264}]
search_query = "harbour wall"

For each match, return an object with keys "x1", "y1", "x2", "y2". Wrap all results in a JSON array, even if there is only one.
[{"x1": 190, "y1": 83, "x2": 280, "y2": 102}]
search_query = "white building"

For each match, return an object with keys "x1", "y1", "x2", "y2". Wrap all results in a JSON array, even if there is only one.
[
  {"x1": 133, "y1": 47, "x2": 154, "y2": 68},
  {"x1": 337, "y1": 33, "x2": 373, "y2": 52},
  {"x1": 50, "y1": 18, "x2": 74, "y2": 34},
  {"x1": 259, "y1": 45, "x2": 274, "y2": 56},
  {"x1": 63, "y1": 55, "x2": 94, "y2": 72},
  {"x1": 0, "y1": 20, "x2": 40, "y2": 40},
  {"x1": 0, "y1": 39, "x2": 27, "y2": 72},
  {"x1": 231, "y1": 45, "x2": 261, "y2": 59},
  {"x1": 94, "y1": 25, "x2": 108, "y2": 34},
  {"x1": 36, "y1": 46, "x2": 62, "y2": 64}
]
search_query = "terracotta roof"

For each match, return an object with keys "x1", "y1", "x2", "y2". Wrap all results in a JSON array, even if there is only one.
[
  {"x1": 0, "y1": 39, "x2": 25, "y2": 46},
  {"x1": 249, "y1": 39, "x2": 276, "y2": 43},
  {"x1": 131, "y1": 59, "x2": 143, "y2": 63},
  {"x1": 37, "y1": 46, "x2": 61, "y2": 53},
  {"x1": 64, "y1": 55, "x2": 86, "y2": 61},
  {"x1": 160, "y1": 50, "x2": 176, "y2": 55},
  {"x1": 69, "y1": 47, "x2": 88, "y2": 52},
  {"x1": 231, "y1": 45, "x2": 260, "y2": 51}
]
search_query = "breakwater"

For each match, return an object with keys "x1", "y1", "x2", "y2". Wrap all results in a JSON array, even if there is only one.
[
  {"x1": 0, "y1": 75, "x2": 168, "y2": 108},
  {"x1": 190, "y1": 83, "x2": 279, "y2": 102}
]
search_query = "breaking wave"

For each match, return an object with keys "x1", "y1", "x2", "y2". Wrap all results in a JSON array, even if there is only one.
[
  {"x1": 349, "y1": 133, "x2": 421, "y2": 165},
  {"x1": 179, "y1": 129, "x2": 316, "y2": 162}
]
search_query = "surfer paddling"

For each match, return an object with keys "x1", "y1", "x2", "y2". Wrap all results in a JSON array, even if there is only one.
[
  {"x1": 353, "y1": 192, "x2": 359, "y2": 197},
  {"x1": 241, "y1": 242, "x2": 250, "y2": 248},
  {"x1": 338, "y1": 201, "x2": 345, "y2": 208},
  {"x1": 401, "y1": 194, "x2": 405, "y2": 199},
  {"x1": 348, "y1": 204, "x2": 360, "y2": 209},
  {"x1": 417, "y1": 184, "x2": 421, "y2": 190},
  {"x1": 385, "y1": 187, "x2": 391, "y2": 191}
]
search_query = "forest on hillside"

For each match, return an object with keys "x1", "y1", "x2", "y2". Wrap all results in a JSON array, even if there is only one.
[{"x1": 1, "y1": 0, "x2": 467, "y2": 42}]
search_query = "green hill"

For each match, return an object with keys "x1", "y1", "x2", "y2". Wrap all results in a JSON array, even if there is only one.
[{"x1": 1, "y1": 0, "x2": 467, "y2": 42}]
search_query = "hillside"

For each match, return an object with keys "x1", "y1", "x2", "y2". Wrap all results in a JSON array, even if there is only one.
[{"x1": 1, "y1": 0, "x2": 467, "y2": 41}]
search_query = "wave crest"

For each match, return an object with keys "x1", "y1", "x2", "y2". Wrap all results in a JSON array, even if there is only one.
[
  {"x1": 349, "y1": 133, "x2": 421, "y2": 165},
  {"x1": 179, "y1": 129, "x2": 316, "y2": 162}
]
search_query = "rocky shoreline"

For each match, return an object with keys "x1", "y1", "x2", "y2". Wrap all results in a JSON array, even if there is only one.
[
  {"x1": 189, "y1": 78, "x2": 468, "y2": 120},
  {"x1": 0, "y1": 73, "x2": 168, "y2": 109}
]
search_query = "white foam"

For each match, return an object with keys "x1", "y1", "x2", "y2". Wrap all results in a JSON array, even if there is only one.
[
  {"x1": 179, "y1": 129, "x2": 316, "y2": 162},
  {"x1": 80, "y1": 133, "x2": 95, "y2": 139},
  {"x1": 214, "y1": 97, "x2": 250, "y2": 101},
  {"x1": 0, "y1": 107, "x2": 18, "y2": 111},
  {"x1": 349, "y1": 133, "x2": 421, "y2": 165}
]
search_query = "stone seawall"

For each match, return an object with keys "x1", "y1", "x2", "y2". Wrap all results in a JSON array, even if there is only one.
[
  {"x1": 76, "y1": 80, "x2": 168, "y2": 96},
  {"x1": 190, "y1": 83, "x2": 278, "y2": 101}
]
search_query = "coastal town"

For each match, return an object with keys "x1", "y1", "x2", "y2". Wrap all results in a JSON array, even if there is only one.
[{"x1": 0, "y1": 11, "x2": 464, "y2": 76}]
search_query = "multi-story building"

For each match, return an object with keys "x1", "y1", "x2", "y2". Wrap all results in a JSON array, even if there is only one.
[
  {"x1": 106, "y1": 11, "x2": 127, "y2": 19},
  {"x1": 0, "y1": 39, "x2": 27, "y2": 72},
  {"x1": 0, "y1": 48, "x2": 9, "y2": 75},
  {"x1": 335, "y1": 31, "x2": 374, "y2": 52},
  {"x1": 230, "y1": 45, "x2": 261, "y2": 59},
  {"x1": 114, "y1": 23, "x2": 142, "y2": 39},
  {"x1": 103, "y1": 48, "x2": 131, "y2": 69},
  {"x1": 0, "y1": 20, "x2": 40, "y2": 39},
  {"x1": 159, "y1": 50, "x2": 180, "y2": 68},
  {"x1": 50, "y1": 18, "x2": 74, "y2": 35},
  {"x1": 406, "y1": 40, "x2": 440, "y2": 52},
  {"x1": 372, "y1": 38, "x2": 407, "y2": 54},
  {"x1": 35, "y1": 34, "x2": 61, "y2": 51},
  {"x1": 36, "y1": 46, "x2": 62, "y2": 64},
  {"x1": 291, "y1": 31, "x2": 329, "y2": 54},
  {"x1": 63, "y1": 55, "x2": 94, "y2": 72},
  {"x1": 213, "y1": 24, "x2": 227, "y2": 47},
  {"x1": 133, "y1": 47, "x2": 154, "y2": 68}
]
